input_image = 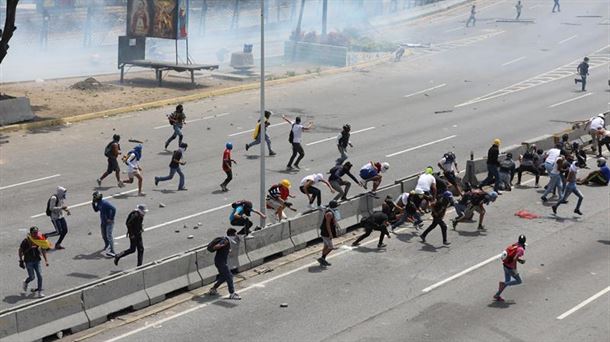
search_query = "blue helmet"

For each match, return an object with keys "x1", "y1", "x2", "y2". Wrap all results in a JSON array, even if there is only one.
[
  {"x1": 226, "y1": 142, "x2": 233, "y2": 150},
  {"x1": 442, "y1": 190, "x2": 453, "y2": 199}
]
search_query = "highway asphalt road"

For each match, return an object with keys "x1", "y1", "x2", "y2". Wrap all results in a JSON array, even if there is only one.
[
  {"x1": 1, "y1": 0, "x2": 609, "y2": 311},
  {"x1": 69, "y1": 157, "x2": 610, "y2": 342}
]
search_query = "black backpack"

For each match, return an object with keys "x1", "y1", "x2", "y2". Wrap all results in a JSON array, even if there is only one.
[
  {"x1": 231, "y1": 200, "x2": 252, "y2": 215},
  {"x1": 288, "y1": 124, "x2": 295, "y2": 143},
  {"x1": 45, "y1": 196, "x2": 57, "y2": 217},
  {"x1": 104, "y1": 141, "x2": 114, "y2": 157},
  {"x1": 207, "y1": 237, "x2": 226, "y2": 252}
]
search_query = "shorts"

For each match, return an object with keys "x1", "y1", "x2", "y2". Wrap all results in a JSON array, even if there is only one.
[
  {"x1": 128, "y1": 169, "x2": 140, "y2": 178},
  {"x1": 360, "y1": 168, "x2": 378, "y2": 180},
  {"x1": 266, "y1": 198, "x2": 283, "y2": 210},
  {"x1": 106, "y1": 157, "x2": 120, "y2": 173},
  {"x1": 322, "y1": 236, "x2": 334, "y2": 249}
]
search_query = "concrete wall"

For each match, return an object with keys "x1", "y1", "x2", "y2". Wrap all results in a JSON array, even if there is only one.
[
  {"x1": 284, "y1": 41, "x2": 348, "y2": 67},
  {"x1": 0, "y1": 97, "x2": 36, "y2": 126}
]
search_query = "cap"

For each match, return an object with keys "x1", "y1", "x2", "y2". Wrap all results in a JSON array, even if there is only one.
[
  {"x1": 136, "y1": 204, "x2": 148, "y2": 214},
  {"x1": 442, "y1": 191, "x2": 453, "y2": 199},
  {"x1": 493, "y1": 139, "x2": 501, "y2": 146}
]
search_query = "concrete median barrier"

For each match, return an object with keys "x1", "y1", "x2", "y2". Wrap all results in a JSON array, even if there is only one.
[
  {"x1": 289, "y1": 211, "x2": 323, "y2": 250},
  {"x1": 400, "y1": 175, "x2": 419, "y2": 193},
  {"x1": 143, "y1": 252, "x2": 203, "y2": 305},
  {"x1": 229, "y1": 239, "x2": 251, "y2": 272},
  {"x1": 335, "y1": 194, "x2": 370, "y2": 231},
  {"x1": 82, "y1": 270, "x2": 150, "y2": 327},
  {"x1": 0, "y1": 311, "x2": 17, "y2": 341},
  {"x1": 245, "y1": 221, "x2": 294, "y2": 267},
  {"x1": 195, "y1": 248, "x2": 219, "y2": 285},
  {"x1": 368, "y1": 184, "x2": 402, "y2": 211},
  {"x1": 501, "y1": 144, "x2": 526, "y2": 158},
  {"x1": 13, "y1": 291, "x2": 88, "y2": 341},
  {"x1": 523, "y1": 134, "x2": 555, "y2": 151}
]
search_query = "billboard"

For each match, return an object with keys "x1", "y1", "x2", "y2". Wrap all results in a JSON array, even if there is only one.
[{"x1": 127, "y1": 0, "x2": 188, "y2": 40}]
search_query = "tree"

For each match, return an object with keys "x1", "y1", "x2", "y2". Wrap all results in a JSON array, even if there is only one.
[{"x1": 0, "y1": 0, "x2": 19, "y2": 65}]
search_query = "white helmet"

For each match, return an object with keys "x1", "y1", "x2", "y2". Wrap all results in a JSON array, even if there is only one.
[
  {"x1": 380, "y1": 162, "x2": 390, "y2": 173},
  {"x1": 598, "y1": 113, "x2": 605, "y2": 118}
]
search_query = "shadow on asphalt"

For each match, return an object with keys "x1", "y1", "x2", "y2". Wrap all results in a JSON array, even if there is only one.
[
  {"x1": 26, "y1": 122, "x2": 66, "y2": 135},
  {"x1": 418, "y1": 242, "x2": 449, "y2": 252},
  {"x1": 153, "y1": 189, "x2": 176, "y2": 194},
  {"x1": 245, "y1": 155, "x2": 260, "y2": 160},
  {"x1": 455, "y1": 229, "x2": 486, "y2": 237},
  {"x1": 2, "y1": 293, "x2": 35, "y2": 305},
  {"x1": 73, "y1": 250, "x2": 109, "y2": 260},
  {"x1": 487, "y1": 300, "x2": 516, "y2": 308},
  {"x1": 157, "y1": 151, "x2": 173, "y2": 155},
  {"x1": 211, "y1": 300, "x2": 239, "y2": 309},
  {"x1": 66, "y1": 272, "x2": 100, "y2": 280},
  {"x1": 394, "y1": 231, "x2": 418, "y2": 243},
  {"x1": 352, "y1": 246, "x2": 386, "y2": 253},
  {"x1": 211, "y1": 189, "x2": 227, "y2": 195},
  {"x1": 597, "y1": 240, "x2": 610, "y2": 245}
]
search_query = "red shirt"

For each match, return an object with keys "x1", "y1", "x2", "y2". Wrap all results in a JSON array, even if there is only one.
[
  {"x1": 502, "y1": 244, "x2": 525, "y2": 269},
  {"x1": 222, "y1": 149, "x2": 232, "y2": 172}
]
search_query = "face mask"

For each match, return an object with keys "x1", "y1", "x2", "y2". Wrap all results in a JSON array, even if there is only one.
[{"x1": 332, "y1": 209, "x2": 341, "y2": 221}]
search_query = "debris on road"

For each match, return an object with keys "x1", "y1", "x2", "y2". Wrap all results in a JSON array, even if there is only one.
[
  {"x1": 70, "y1": 77, "x2": 113, "y2": 91},
  {"x1": 434, "y1": 110, "x2": 453, "y2": 114},
  {"x1": 280, "y1": 303, "x2": 288, "y2": 308},
  {"x1": 187, "y1": 235, "x2": 194, "y2": 239},
  {"x1": 159, "y1": 203, "x2": 166, "y2": 208}
]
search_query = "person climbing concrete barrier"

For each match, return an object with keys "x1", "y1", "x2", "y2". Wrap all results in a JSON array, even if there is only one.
[{"x1": 143, "y1": 252, "x2": 203, "y2": 305}]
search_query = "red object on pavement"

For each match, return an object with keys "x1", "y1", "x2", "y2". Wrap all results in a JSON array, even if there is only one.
[{"x1": 514, "y1": 210, "x2": 541, "y2": 219}]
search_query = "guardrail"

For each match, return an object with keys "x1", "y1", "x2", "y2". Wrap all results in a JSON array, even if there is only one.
[{"x1": 0, "y1": 117, "x2": 603, "y2": 341}]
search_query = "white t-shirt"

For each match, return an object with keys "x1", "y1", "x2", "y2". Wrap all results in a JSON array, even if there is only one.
[
  {"x1": 590, "y1": 117, "x2": 605, "y2": 131},
  {"x1": 415, "y1": 174, "x2": 436, "y2": 192},
  {"x1": 396, "y1": 192, "x2": 409, "y2": 206},
  {"x1": 127, "y1": 153, "x2": 140, "y2": 173},
  {"x1": 545, "y1": 148, "x2": 561, "y2": 164},
  {"x1": 300, "y1": 174, "x2": 322, "y2": 187},
  {"x1": 439, "y1": 157, "x2": 454, "y2": 172},
  {"x1": 550, "y1": 157, "x2": 563, "y2": 174},
  {"x1": 291, "y1": 124, "x2": 304, "y2": 144}
]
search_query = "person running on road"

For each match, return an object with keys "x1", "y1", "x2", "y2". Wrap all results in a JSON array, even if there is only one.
[
  {"x1": 596, "y1": 128, "x2": 610, "y2": 157},
  {"x1": 352, "y1": 211, "x2": 392, "y2": 249},
  {"x1": 229, "y1": 200, "x2": 266, "y2": 238},
  {"x1": 585, "y1": 113, "x2": 606, "y2": 154},
  {"x1": 466, "y1": 4, "x2": 476, "y2": 27},
  {"x1": 515, "y1": 0, "x2": 523, "y2": 20},
  {"x1": 498, "y1": 152, "x2": 516, "y2": 191},
  {"x1": 154, "y1": 142, "x2": 188, "y2": 191},
  {"x1": 283, "y1": 114, "x2": 313, "y2": 169},
  {"x1": 246, "y1": 110, "x2": 276, "y2": 156},
  {"x1": 97, "y1": 134, "x2": 124, "y2": 188},
  {"x1": 552, "y1": 0, "x2": 560, "y2": 12},
  {"x1": 19, "y1": 226, "x2": 50, "y2": 298},
  {"x1": 114, "y1": 204, "x2": 147, "y2": 267},
  {"x1": 516, "y1": 145, "x2": 540, "y2": 187},
  {"x1": 318, "y1": 200, "x2": 340, "y2": 267},
  {"x1": 574, "y1": 57, "x2": 589, "y2": 92},
  {"x1": 220, "y1": 142, "x2": 236, "y2": 191},
  {"x1": 300, "y1": 173, "x2": 335, "y2": 209},
  {"x1": 552, "y1": 159, "x2": 584, "y2": 215},
  {"x1": 44, "y1": 186, "x2": 70, "y2": 250},
  {"x1": 266, "y1": 179, "x2": 295, "y2": 222},
  {"x1": 578, "y1": 157, "x2": 610, "y2": 186},
  {"x1": 92, "y1": 191, "x2": 117, "y2": 257},
  {"x1": 359, "y1": 161, "x2": 390, "y2": 195},
  {"x1": 494, "y1": 235, "x2": 526, "y2": 302},
  {"x1": 419, "y1": 191, "x2": 453, "y2": 246},
  {"x1": 391, "y1": 191, "x2": 425, "y2": 230},
  {"x1": 479, "y1": 139, "x2": 502, "y2": 193},
  {"x1": 336, "y1": 124, "x2": 353, "y2": 165},
  {"x1": 541, "y1": 151, "x2": 565, "y2": 202},
  {"x1": 438, "y1": 152, "x2": 462, "y2": 196},
  {"x1": 452, "y1": 190, "x2": 498, "y2": 230},
  {"x1": 329, "y1": 162, "x2": 364, "y2": 201},
  {"x1": 165, "y1": 104, "x2": 186, "y2": 150},
  {"x1": 207, "y1": 228, "x2": 241, "y2": 300},
  {"x1": 122, "y1": 144, "x2": 145, "y2": 196}
]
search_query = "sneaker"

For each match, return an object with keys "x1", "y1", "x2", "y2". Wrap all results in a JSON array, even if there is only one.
[
  {"x1": 118, "y1": 181, "x2": 125, "y2": 188},
  {"x1": 308, "y1": 203, "x2": 317, "y2": 210},
  {"x1": 22, "y1": 281, "x2": 28, "y2": 292},
  {"x1": 106, "y1": 251, "x2": 116, "y2": 257},
  {"x1": 420, "y1": 236, "x2": 426, "y2": 243},
  {"x1": 377, "y1": 243, "x2": 387, "y2": 249},
  {"x1": 100, "y1": 250, "x2": 109, "y2": 257},
  {"x1": 37, "y1": 291, "x2": 45, "y2": 298},
  {"x1": 138, "y1": 192, "x2": 146, "y2": 197},
  {"x1": 55, "y1": 245, "x2": 65, "y2": 250},
  {"x1": 114, "y1": 256, "x2": 119, "y2": 266},
  {"x1": 340, "y1": 196, "x2": 348, "y2": 201},
  {"x1": 317, "y1": 257, "x2": 327, "y2": 267},
  {"x1": 154, "y1": 178, "x2": 159, "y2": 186},
  {"x1": 477, "y1": 225, "x2": 486, "y2": 231},
  {"x1": 245, "y1": 234, "x2": 255, "y2": 239},
  {"x1": 552, "y1": 205, "x2": 558, "y2": 214},
  {"x1": 178, "y1": 188, "x2": 188, "y2": 191},
  {"x1": 269, "y1": 151, "x2": 276, "y2": 156},
  {"x1": 96, "y1": 179, "x2": 102, "y2": 186},
  {"x1": 493, "y1": 295, "x2": 505, "y2": 302},
  {"x1": 286, "y1": 165, "x2": 293, "y2": 170},
  {"x1": 574, "y1": 78, "x2": 578, "y2": 85},
  {"x1": 541, "y1": 196, "x2": 548, "y2": 202},
  {"x1": 207, "y1": 288, "x2": 219, "y2": 296},
  {"x1": 574, "y1": 209, "x2": 583, "y2": 215},
  {"x1": 254, "y1": 226, "x2": 262, "y2": 231},
  {"x1": 229, "y1": 293, "x2": 242, "y2": 300},
  {"x1": 245, "y1": 144, "x2": 249, "y2": 151},
  {"x1": 443, "y1": 241, "x2": 451, "y2": 246},
  {"x1": 293, "y1": 164, "x2": 300, "y2": 169},
  {"x1": 452, "y1": 219, "x2": 458, "y2": 230},
  {"x1": 351, "y1": 242, "x2": 360, "y2": 247},
  {"x1": 323, "y1": 259, "x2": 332, "y2": 266}
]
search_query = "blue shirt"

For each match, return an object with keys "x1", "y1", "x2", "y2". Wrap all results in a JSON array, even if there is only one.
[
  {"x1": 600, "y1": 165, "x2": 610, "y2": 181},
  {"x1": 229, "y1": 206, "x2": 244, "y2": 222},
  {"x1": 92, "y1": 199, "x2": 116, "y2": 223}
]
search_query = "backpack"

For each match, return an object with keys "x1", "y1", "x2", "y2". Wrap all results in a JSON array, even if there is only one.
[
  {"x1": 288, "y1": 124, "x2": 295, "y2": 143},
  {"x1": 167, "y1": 112, "x2": 177, "y2": 125},
  {"x1": 45, "y1": 196, "x2": 57, "y2": 217},
  {"x1": 104, "y1": 141, "x2": 114, "y2": 157},
  {"x1": 207, "y1": 237, "x2": 226, "y2": 252},
  {"x1": 231, "y1": 200, "x2": 252, "y2": 215},
  {"x1": 501, "y1": 243, "x2": 520, "y2": 264}
]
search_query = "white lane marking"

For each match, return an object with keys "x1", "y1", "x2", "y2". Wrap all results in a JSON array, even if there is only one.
[
  {"x1": 501, "y1": 56, "x2": 526, "y2": 66},
  {"x1": 114, "y1": 203, "x2": 232, "y2": 240},
  {"x1": 386, "y1": 135, "x2": 457, "y2": 158},
  {"x1": 0, "y1": 174, "x2": 61, "y2": 191},
  {"x1": 228, "y1": 122, "x2": 288, "y2": 137},
  {"x1": 404, "y1": 83, "x2": 447, "y2": 98},
  {"x1": 31, "y1": 189, "x2": 138, "y2": 218},
  {"x1": 153, "y1": 113, "x2": 230, "y2": 129},
  {"x1": 548, "y1": 92, "x2": 593, "y2": 108},
  {"x1": 422, "y1": 254, "x2": 502, "y2": 293},
  {"x1": 444, "y1": 27, "x2": 463, "y2": 33},
  {"x1": 556, "y1": 286, "x2": 610, "y2": 320},
  {"x1": 558, "y1": 35, "x2": 578, "y2": 44},
  {"x1": 305, "y1": 127, "x2": 376, "y2": 146},
  {"x1": 104, "y1": 216, "x2": 399, "y2": 342}
]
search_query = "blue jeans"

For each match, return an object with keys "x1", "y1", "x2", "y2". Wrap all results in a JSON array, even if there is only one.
[
  {"x1": 47, "y1": 217, "x2": 68, "y2": 246},
  {"x1": 101, "y1": 222, "x2": 115, "y2": 253},
  {"x1": 156, "y1": 166, "x2": 185, "y2": 189},
  {"x1": 25, "y1": 261, "x2": 43, "y2": 291},
  {"x1": 481, "y1": 164, "x2": 500, "y2": 191},
  {"x1": 557, "y1": 182, "x2": 583, "y2": 211},
  {"x1": 496, "y1": 265, "x2": 522, "y2": 296},
  {"x1": 336, "y1": 145, "x2": 348, "y2": 165},
  {"x1": 542, "y1": 173, "x2": 563, "y2": 199},
  {"x1": 247, "y1": 133, "x2": 273, "y2": 152},
  {"x1": 165, "y1": 124, "x2": 183, "y2": 148},
  {"x1": 213, "y1": 262, "x2": 235, "y2": 294},
  {"x1": 392, "y1": 210, "x2": 422, "y2": 228}
]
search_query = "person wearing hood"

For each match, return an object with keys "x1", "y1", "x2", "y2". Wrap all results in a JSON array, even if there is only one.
[
  {"x1": 92, "y1": 191, "x2": 117, "y2": 257},
  {"x1": 44, "y1": 186, "x2": 70, "y2": 250},
  {"x1": 300, "y1": 173, "x2": 335, "y2": 210},
  {"x1": 114, "y1": 204, "x2": 147, "y2": 267},
  {"x1": 122, "y1": 144, "x2": 145, "y2": 196},
  {"x1": 19, "y1": 226, "x2": 50, "y2": 298},
  {"x1": 360, "y1": 161, "x2": 390, "y2": 195},
  {"x1": 328, "y1": 161, "x2": 364, "y2": 201},
  {"x1": 155, "y1": 142, "x2": 188, "y2": 191}
]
